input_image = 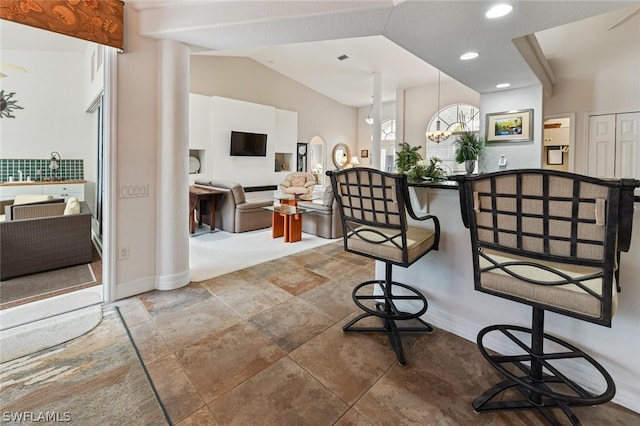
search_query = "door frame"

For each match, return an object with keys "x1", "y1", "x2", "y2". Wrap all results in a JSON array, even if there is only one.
[
  {"x1": 102, "y1": 48, "x2": 118, "y2": 303},
  {"x1": 544, "y1": 112, "x2": 575, "y2": 172}
]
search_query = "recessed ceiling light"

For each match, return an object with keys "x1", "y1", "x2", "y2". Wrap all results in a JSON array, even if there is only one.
[
  {"x1": 496, "y1": 83, "x2": 511, "y2": 88},
  {"x1": 486, "y1": 4, "x2": 513, "y2": 19},
  {"x1": 460, "y1": 52, "x2": 479, "y2": 60}
]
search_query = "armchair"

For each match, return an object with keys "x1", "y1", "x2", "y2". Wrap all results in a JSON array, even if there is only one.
[
  {"x1": 194, "y1": 179, "x2": 272, "y2": 233},
  {"x1": 279, "y1": 172, "x2": 315, "y2": 196}
]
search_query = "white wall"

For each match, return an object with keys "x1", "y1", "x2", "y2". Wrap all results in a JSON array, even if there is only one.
[
  {"x1": 114, "y1": 5, "x2": 159, "y2": 298},
  {"x1": 538, "y1": 14, "x2": 640, "y2": 174},
  {"x1": 189, "y1": 95, "x2": 298, "y2": 187},
  {"x1": 190, "y1": 56, "x2": 357, "y2": 169},
  {"x1": 480, "y1": 85, "x2": 544, "y2": 172},
  {"x1": 0, "y1": 50, "x2": 93, "y2": 160}
]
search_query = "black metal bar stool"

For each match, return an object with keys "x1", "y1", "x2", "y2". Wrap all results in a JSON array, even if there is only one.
[
  {"x1": 328, "y1": 168, "x2": 440, "y2": 364},
  {"x1": 453, "y1": 169, "x2": 639, "y2": 425}
]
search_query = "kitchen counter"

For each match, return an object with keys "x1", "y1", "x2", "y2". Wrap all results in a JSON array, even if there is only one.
[
  {"x1": 0, "y1": 181, "x2": 86, "y2": 201},
  {"x1": 0, "y1": 180, "x2": 87, "y2": 186}
]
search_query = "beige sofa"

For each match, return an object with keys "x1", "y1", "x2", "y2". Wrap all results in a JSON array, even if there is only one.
[
  {"x1": 1, "y1": 199, "x2": 93, "y2": 280},
  {"x1": 194, "y1": 179, "x2": 273, "y2": 233},
  {"x1": 298, "y1": 185, "x2": 343, "y2": 239}
]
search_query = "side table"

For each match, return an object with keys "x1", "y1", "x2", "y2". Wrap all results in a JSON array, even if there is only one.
[{"x1": 189, "y1": 185, "x2": 225, "y2": 234}]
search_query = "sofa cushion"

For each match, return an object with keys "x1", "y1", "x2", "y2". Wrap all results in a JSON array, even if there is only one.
[
  {"x1": 13, "y1": 194, "x2": 53, "y2": 205},
  {"x1": 298, "y1": 200, "x2": 331, "y2": 213},
  {"x1": 5, "y1": 198, "x2": 65, "y2": 221},
  {"x1": 64, "y1": 197, "x2": 81, "y2": 215},
  {"x1": 291, "y1": 175, "x2": 307, "y2": 187},
  {"x1": 321, "y1": 185, "x2": 334, "y2": 206},
  {"x1": 196, "y1": 179, "x2": 246, "y2": 204}
]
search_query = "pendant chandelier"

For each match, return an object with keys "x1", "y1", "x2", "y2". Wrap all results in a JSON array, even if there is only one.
[
  {"x1": 425, "y1": 71, "x2": 452, "y2": 143},
  {"x1": 365, "y1": 98, "x2": 373, "y2": 124}
]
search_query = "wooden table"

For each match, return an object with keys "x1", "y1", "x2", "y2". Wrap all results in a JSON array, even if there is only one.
[
  {"x1": 189, "y1": 185, "x2": 225, "y2": 234},
  {"x1": 263, "y1": 204, "x2": 307, "y2": 243}
]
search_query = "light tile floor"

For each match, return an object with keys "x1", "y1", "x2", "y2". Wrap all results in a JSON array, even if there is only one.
[{"x1": 117, "y1": 242, "x2": 640, "y2": 425}]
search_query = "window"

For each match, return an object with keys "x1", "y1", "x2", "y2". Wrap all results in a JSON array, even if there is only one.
[
  {"x1": 379, "y1": 119, "x2": 396, "y2": 172},
  {"x1": 426, "y1": 104, "x2": 480, "y2": 173}
]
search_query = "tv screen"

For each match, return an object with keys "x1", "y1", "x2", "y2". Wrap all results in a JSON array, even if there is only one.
[{"x1": 230, "y1": 131, "x2": 267, "y2": 156}]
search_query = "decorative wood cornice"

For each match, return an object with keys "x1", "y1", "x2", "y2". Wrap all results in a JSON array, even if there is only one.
[{"x1": 1, "y1": 0, "x2": 124, "y2": 51}]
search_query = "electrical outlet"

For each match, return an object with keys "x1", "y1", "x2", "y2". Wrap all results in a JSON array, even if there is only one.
[{"x1": 119, "y1": 245, "x2": 130, "y2": 260}]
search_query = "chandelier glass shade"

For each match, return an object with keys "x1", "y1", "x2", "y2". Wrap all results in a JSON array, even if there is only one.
[{"x1": 365, "y1": 102, "x2": 373, "y2": 124}]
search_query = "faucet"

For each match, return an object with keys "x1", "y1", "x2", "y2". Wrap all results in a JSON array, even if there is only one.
[{"x1": 17, "y1": 170, "x2": 23, "y2": 182}]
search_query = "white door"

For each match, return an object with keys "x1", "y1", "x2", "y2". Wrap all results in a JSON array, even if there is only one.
[
  {"x1": 588, "y1": 114, "x2": 616, "y2": 178},
  {"x1": 615, "y1": 112, "x2": 640, "y2": 182}
]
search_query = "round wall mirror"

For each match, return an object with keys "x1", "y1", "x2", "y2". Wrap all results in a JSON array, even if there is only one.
[{"x1": 332, "y1": 143, "x2": 351, "y2": 169}]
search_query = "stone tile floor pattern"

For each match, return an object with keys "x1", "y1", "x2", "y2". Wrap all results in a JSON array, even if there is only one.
[{"x1": 118, "y1": 242, "x2": 640, "y2": 425}]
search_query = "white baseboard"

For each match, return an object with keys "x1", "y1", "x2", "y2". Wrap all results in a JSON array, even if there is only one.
[
  {"x1": 156, "y1": 269, "x2": 190, "y2": 291},
  {"x1": 115, "y1": 276, "x2": 156, "y2": 300},
  {"x1": 115, "y1": 270, "x2": 190, "y2": 300},
  {"x1": 427, "y1": 307, "x2": 640, "y2": 414}
]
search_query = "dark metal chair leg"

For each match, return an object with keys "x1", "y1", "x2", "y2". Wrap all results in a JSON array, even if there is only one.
[
  {"x1": 472, "y1": 307, "x2": 615, "y2": 425},
  {"x1": 343, "y1": 263, "x2": 431, "y2": 364}
]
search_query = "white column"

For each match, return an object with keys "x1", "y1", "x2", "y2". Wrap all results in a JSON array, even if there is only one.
[
  {"x1": 156, "y1": 39, "x2": 190, "y2": 290},
  {"x1": 395, "y1": 88, "x2": 405, "y2": 152},
  {"x1": 371, "y1": 72, "x2": 382, "y2": 170}
]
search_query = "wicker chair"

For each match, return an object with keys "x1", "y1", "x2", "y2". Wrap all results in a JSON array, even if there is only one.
[
  {"x1": 1, "y1": 201, "x2": 93, "y2": 280},
  {"x1": 453, "y1": 169, "x2": 639, "y2": 425},
  {"x1": 328, "y1": 168, "x2": 440, "y2": 364}
]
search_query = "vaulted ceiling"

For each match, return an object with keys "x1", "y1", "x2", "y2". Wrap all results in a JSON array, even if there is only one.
[
  {"x1": 3, "y1": 1, "x2": 637, "y2": 108},
  {"x1": 130, "y1": 1, "x2": 637, "y2": 107}
]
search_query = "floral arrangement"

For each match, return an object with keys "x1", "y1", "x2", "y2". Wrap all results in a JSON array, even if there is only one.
[{"x1": 395, "y1": 143, "x2": 449, "y2": 182}]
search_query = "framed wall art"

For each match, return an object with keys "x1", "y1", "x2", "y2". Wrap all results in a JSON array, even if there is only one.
[
  {"x1": 486, "y1": 109, "x2": 533, "y2": 143},
  {"x1": 360, "y1": 149, "x2": 369, "y2": 158}
]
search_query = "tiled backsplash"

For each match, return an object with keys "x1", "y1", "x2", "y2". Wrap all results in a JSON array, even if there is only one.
[{"x1": 0, "y1": 158, "x2": 84, "y2": 183}]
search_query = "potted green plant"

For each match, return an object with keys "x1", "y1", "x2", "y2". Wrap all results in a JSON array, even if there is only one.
[
  {"x1": 395, "y1": 142, "x2": 422, "y2": 173},
  {"x1": 454, "y1": 129, "x2": 485, "y2": 174},
  {"x1": 406, "y1": 157, "x2": 449, "y2": 183}
]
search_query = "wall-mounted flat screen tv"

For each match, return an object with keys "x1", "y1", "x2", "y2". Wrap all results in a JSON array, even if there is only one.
[{"x1": 230, "y1": 131, "x2": 267, "y2": 156}]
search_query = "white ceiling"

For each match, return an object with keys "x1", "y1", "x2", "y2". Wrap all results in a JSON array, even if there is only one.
[
  {"x1": 0, "y1": 20, "x2": 88, "y2": 52},
  {"x1": 131, "y1": 0, "x2": 638, "y2": 107},
  {"x1": 2, "y1": 1, "x2": 638, "y2": 108}
]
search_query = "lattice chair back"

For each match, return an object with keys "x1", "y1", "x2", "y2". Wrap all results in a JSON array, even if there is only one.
[
  {"x1": 329, "y1": 167, "x2": 439, "y2": 268},
  {"x1": 455, "y1": 169, "x2": 638, "y2": 326}
]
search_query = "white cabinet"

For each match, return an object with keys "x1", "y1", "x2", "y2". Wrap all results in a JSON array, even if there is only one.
[
  {"x1": 0, "y1": 182, "x2": 85, "y2": 201},
  {"x1": 0, "y1": 185, "x2": 41, "y2": 201},
  {"x1": 543, "y1": 127, "x2": 570, "y2": 146},
  {"x1": 46, "y1": 183, "x2": 85, "y2": 200}
]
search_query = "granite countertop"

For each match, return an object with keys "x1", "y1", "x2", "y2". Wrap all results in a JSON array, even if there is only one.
[
  {"x1": 0, "y1": 180, "x2": 87, "y2": 186},
  {"x1": 408, "y1": 179, "x2": 459, "y2": 190}
]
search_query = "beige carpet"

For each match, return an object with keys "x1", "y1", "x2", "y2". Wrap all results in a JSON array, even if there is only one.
[
  {"x1": 0, "y1": 305, "x2": 169, "y2": 425},
  {"x1": 189, "y1": 227, "x2": 336, "y2": 282},
  {"x1": 0, "y1": 264, "x2": 98, "y2": 310}
]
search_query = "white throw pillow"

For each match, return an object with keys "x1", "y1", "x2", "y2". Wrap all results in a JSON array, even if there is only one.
[
  {"x1": 63, "y1": 197, "x2": 81, "y2": 215},
  {"x1": 13, "y1": 194, "x2": 53, "y2": 205}
]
